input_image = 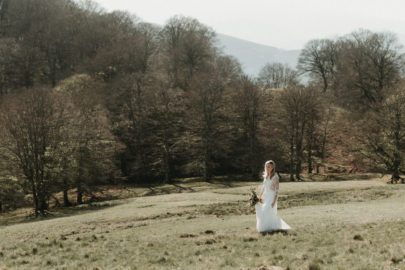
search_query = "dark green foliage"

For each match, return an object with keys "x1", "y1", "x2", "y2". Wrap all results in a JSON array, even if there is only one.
[
  {"x1": 357, "y1": 87, "x2": 405, "y2": 178},
  {"x1": 0, "y1": 176, "x2": 25, "y2": 212}
]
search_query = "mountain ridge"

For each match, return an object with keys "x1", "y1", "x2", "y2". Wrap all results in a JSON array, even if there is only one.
[{"x1": 216, "y1": 33, "x2": 301, "y2": 76}]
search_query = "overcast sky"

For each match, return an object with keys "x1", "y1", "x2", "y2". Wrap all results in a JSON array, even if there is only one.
[{"x1": 93, "y1": 0, "x2": 405, "y2": 50}]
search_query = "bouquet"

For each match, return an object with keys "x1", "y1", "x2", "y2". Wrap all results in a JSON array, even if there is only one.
[{"x1": 249, "y1": 188, "x2": 262, "y2": 207}]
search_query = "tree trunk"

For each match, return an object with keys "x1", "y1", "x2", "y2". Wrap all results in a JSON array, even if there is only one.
[
  {"x1": 295, "y1": 119, "x2": 306, "y2": 180},
  {"x1": 295, "y1": 140, "x2": 303, "y2": 181},
  {"x1": 30, "y1": 179, "x2": 40, "y2": 216},
  {"x1": 322, "y1": 72, "x2": 328, "y2": 93},
  {"x1": 76, "y1": 166, "x2": 83, "y2": 205},
  {"x1": 76, "y1": 179, "x2": 83, "y2": 205},
  {"x1": 307, "y1": 122, "x2": 314, "y2": 174},
  {"x1": 63, "y1": 177, "x2": 71, "y2": 207},
  {"x1": 392, "y1": 112, "x2": 402, "y2": 184},
  {"x1": 249, "y1": 134, "x2": 255, "y2": 178},
  {"x1": 295, "y1": 137, "x2": 303, "y2": 181},
  {"x1": 37, "y1": 191, "x2": 47, "y2": 216},
  {"x1": 203, "y1": 135, "x2": 212, "y2": 182},
  {"x1": 76, "y1": 151, "x2": 85, "y2": 204},
  {"x1": 295, "y1": 156, "x2": 302, "y2": 181},
  {"x1": 163, "y1": 144, "x2": 171, "y2": 184},
  {"x1": 289, "y1": 133, "x2": 295, "y2": 181}
]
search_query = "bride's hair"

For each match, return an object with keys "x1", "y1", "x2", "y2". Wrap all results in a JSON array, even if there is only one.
[{"x1": 263, "y1": 160, "x2": 276, "y2": 179}]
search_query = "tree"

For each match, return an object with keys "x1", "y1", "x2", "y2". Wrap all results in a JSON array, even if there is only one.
[
  {"x1": 0, "y1": 38, "x2": 19, "y2": 95},
  {"x1": 258, "y1": 62, "x2": 298, "y2": 89},
  {"x1": 28, "y1": 0, "x2": 79, "y2": 86},
  {"x1": 233, "y1": 75, "x2": 263, "y2": 177},
  {"x1": 314, "y1": 103, "x2": 335, "y2": 173},
  {"x1": 336, "y1": 30, "x2": 404, "y2": 108},
  {"x1": 87, "y1": 20, "x2": 158, "y2": 82},
  {"x1": 298, "y1": 39, "x2": 338, "y2": 93},
  {"x1": 182, "y1": 51, "x2": 242, "y2": 181},
  {"x1": 304, "y1": 95, "x2": 332, "y2": 174},
  {"x1": 1, "y1": 88, "x2": 68, "y2": 215},
  {"x1": 3, "y1": 42, "x2": 44, "y2": 89},
  {"x1": 0, "y1": 0, "x2": 10, "y2": 27},
  {"x1": 95, "y1": 19, "x2": 161, "y2": 183},
  {"x1": 277, "y1": 86, "x2": 321, "y2": 180},
  {"x1": 111, "y1": 73, "x2": 155, "y2": 182},
  {"x1": 357, "y1": 86, "x2": 405, "y2": 181},
  {"x1": 159, "y1": 15, "x2": 216, "y2": 90},
  {"x1": 56, "y1": 74, "x2": 117, "y2": 204},
  {"x1": 187, "y1": 71, "x2": 226, "y2": 181}
]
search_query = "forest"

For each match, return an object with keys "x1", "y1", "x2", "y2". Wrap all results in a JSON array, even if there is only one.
[{"x1": 0, "y1": 0, "x2": 404, "y2": 216}]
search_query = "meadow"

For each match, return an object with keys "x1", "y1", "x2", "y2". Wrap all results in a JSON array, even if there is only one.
[{"x1": 0, "y1": 176, "x2": 405, "y2": 270}]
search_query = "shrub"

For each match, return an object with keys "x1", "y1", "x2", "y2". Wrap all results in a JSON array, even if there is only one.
[{"x1": 0, "y1": 176, "x2": 25, "y2": 212}]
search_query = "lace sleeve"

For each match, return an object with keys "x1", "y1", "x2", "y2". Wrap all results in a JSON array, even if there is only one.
[
  {"x1": 270, "y1": 175, "x2": 279, "y2": 192},
  {"x1": 274, "y1": 176, "x2": 279, "y2": 192},
  {"x1": 260, "y1": 178, "x2": 265, "y2": 193}
]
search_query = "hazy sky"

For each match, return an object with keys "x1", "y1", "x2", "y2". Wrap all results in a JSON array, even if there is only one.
[{"x1": 93, "y1": 0, "x2": 405, "y2": 50}]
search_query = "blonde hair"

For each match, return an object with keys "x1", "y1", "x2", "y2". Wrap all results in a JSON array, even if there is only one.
[{"x1": 263, "y1": 160, "x2": 276, "y2": 179}]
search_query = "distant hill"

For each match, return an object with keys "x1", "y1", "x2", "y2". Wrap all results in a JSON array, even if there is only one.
[{"x1": 216, "y1": 33, "x2": 301, "y2": 76}]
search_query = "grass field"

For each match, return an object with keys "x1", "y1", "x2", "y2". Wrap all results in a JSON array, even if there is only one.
[{"x1": 0, "y1": 177, "x2": 405, "y2": 270}]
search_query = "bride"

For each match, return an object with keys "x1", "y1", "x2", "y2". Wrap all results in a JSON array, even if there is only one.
[{"x1": 255, "y1": 160, "x2": 291, "y2": 233}]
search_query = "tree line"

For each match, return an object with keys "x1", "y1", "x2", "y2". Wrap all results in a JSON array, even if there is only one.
[
  {"x1": 297, "y1": 30, "x2": 405, "y2": 181},
  {"x1": 0, "y1": 0, "x2": 404, "y2": 215}
]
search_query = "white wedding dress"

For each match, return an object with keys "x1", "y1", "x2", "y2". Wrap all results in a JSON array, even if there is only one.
[{"x1": 255, "y1": 174, "x2": 291, "y2": 232}]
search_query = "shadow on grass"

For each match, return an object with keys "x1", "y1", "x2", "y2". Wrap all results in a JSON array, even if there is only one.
[
  {"x1": 0, "y1": 201, "x2": 121, "y2": 227},
  {"x1": 140, "y1": 177, "x2": 253, "y2": 196},
  {"x1": 260, "y1": 230, "x2": 294, "y2": 236},
  {"x1": 0, "y1": 178, "x2": 241, "y2": 227},
  {"x1": 142, "y1": 183, "x2": 197, "y2": 196}
]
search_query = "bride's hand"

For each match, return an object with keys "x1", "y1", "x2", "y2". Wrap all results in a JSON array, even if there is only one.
[{"x1": 271, "y1": 202, "x2": 275, "y2": 208}]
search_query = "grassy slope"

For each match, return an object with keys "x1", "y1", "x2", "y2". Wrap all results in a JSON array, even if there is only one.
[{"x1": 0, "y1": 180, "x2": 405, "y2": 270}]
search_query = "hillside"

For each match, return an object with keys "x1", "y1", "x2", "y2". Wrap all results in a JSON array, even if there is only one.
[{"x1": 216, "y1": 33, "x2": 301, "y2": 75}]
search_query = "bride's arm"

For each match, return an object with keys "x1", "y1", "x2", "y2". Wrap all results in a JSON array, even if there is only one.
[
  {"x1": 271, "y1": 176, "x2": 279, "y2": 207},
  {"x1": 259, "y1": 183, "x2": 264, "y2": 201}
]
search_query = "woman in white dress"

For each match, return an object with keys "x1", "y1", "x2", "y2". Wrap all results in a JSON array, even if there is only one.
[{"x1": 255, "y1": 160, "x2": 291, "y2": 233}]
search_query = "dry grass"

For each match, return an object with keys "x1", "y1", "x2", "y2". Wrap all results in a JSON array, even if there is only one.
[{"x1": 0, "y1": 178, "x2": 404, "y2": 269}]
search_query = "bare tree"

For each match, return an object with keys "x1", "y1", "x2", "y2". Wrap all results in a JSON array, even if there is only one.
[
  {"x1": 233, "y1": 75, "x2": 263, "y2": 177},
  {"x1": 56, "y1": 74, "x2": 117, "y2": 204},
  {"x1": 304, "y1": 95, "x2": 332, "y2": 173},
  {"x1": 258, "y1": 62, "x2": 298, "y2": 89},
  {"x1": 314, "y1": 103, "x2": 335, "y2": 173},
  {"x1": 298, "y1": 39, "x2": 338, "y2": 93},
  {"x1": 3, "y1": 0, "x2": 80, "y2": 87},
  {"x1": 188, "y1": 71, "x2": 225, "y2": 181},
  {"x1": 337, "y1": 30, "x2": 404, "y2": 107},
  {"x1": 1, "y1": 88, "x2": 67, "y2": 216},
  {"x1": 277, "y1": 86, "x2": 321, "y2": 180},
  {"x1": 0, "y1": 38, "x2": 18, "y2": 95},
  {"x1": 159, "y1": 15, "x2": 216, "y2": 90},
  {"x1": 357, "y1": 85, "x2": 405, "y2": 182},
  {"x1": 148, "y1": 82, "x2": 186, "y2": 183},
  {"x1": 101, "y1": 21, "x2": 160, "y2": 183}
]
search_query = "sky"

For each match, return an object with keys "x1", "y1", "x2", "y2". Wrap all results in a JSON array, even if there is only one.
[{"x1": 93, "y1": 0, "x2": 405, "y2": 50}]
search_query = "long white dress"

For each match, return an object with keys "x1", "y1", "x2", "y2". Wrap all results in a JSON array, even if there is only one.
[{"x1": 255, "y1": 174, "x2": 291, "y2": 232}]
